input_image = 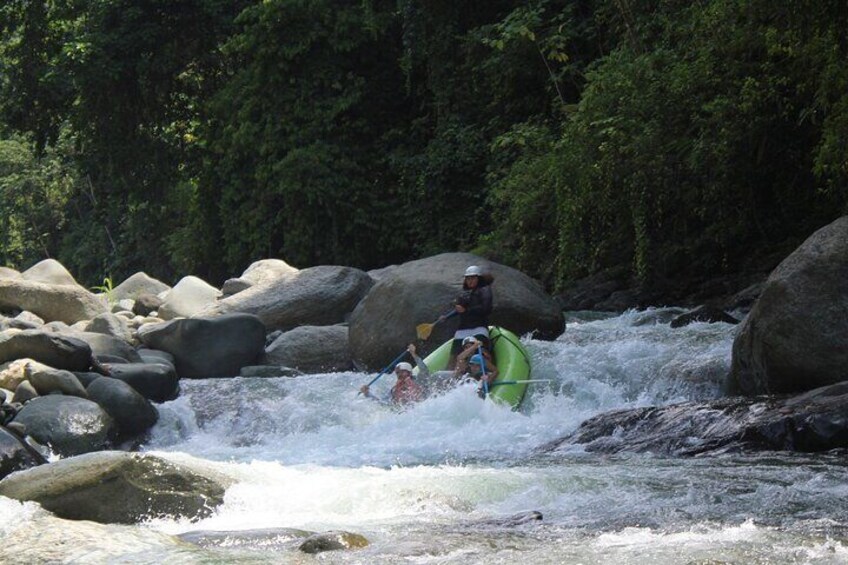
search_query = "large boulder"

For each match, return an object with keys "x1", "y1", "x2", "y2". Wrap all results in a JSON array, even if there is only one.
[
  {"x1": 106, "y1": 363, "x2": 179, "y2": 403},
  {"x1": 0, "y1": 425, "x2": 47, "y2": 480},
  {"x1": 86, "y1": 377, "x2": 159, "y2": 437},
  {"x1": 0, "y1": 330, "x2": 92, "y2": 371},
  {"x1": 21, "y1": 259, "x2": 80, "y2": 287},
  {"x1": 349, "y1": 253, "x2": 564, "y2": 369},
  {"x1": 12, "y1": 396, "x2": 115, "y2": 456},
  {"x1": 111, "y1": 272, "x2": 170, "y2": 301},
  {"x1": 0, "y1": 267, "x2": 21, "y2": 280},
  {"x1": 137, "y1": 314, "x2": 265, "y2": 378},
  {"x1": 0, "y1": 451, "x2": 231, "y2": 524},
  {"x1": 158, "y1": 276, "x2": 222, "y2": 320},
  {"x1": 200, "y1": 266, "x2": 372, "y2": 332},
  {"x1": 264, "y1": 325, "x2": 351, "y2": 373},
  {"x1": 729, "y1": 216, "x2": 848, "y2": 395},
  {"x1": 0, "y1": 278, "x2": 107, "y2": 324}
]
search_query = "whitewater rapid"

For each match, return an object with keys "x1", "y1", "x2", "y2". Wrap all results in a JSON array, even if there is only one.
[{"x1": 2, "y1": 308, "x2": 847, "y2": 563}]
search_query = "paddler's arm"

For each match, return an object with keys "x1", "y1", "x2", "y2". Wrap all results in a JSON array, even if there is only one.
[{"x1": 407, "y1": 344, "x2": 430, "y2": 379}]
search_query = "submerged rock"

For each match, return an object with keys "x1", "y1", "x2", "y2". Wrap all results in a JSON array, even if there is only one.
[
  {"x1": 179, "y1": 527, "x2": 311, "y2": 550},
  {"x1": 298, "y1": 530, "x2": 369, "y2": 554},
  {"x1": 542, "y1": 382, "x2": 848, "y2": 456},
  {"x1": 670, "y1": 306, "x2": 739, "y2": 328},
  {"x1": 0, "y1": 451, "x2": 231, "y2": 524}
]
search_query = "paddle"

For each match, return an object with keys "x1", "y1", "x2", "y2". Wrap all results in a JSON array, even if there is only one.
[
  {"x1": 490, "y1": 379, "x2": 553, "y2": 387},
  {"x1": 358, "y1": 350, "x2": 408, "y2": 395},
  {"x1": 416, "y1": 309, "x2": 458, "y2": 340},
  {"x1": 478, "y1": 344, "x2": 489, "y2": 398}
]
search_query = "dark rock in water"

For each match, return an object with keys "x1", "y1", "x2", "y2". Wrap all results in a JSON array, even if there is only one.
[
  {"x1": 0, "y1": 330, "x2": 92, "y2": 371},
  {"x1": 0, "y1": 451, "x2": 231, "y2": 524},
  {"x1": 471, "y1": 511, "x2": 543, "y2": 528},
  {"x1": 0, "y1": 425, "x2": 47, "y2": 480},
  {"x1": 178, "y1": 527, "x2": 311, "y2": 550},
  {"x1": 349, "y1": 253, "x2": 564, "y2": 370},
  {"x1": 86, "y1": 377, "x2": 158, "y2": 437},
  {"x1": 239, "y1": 365, "x2": 303, "y2": 378},
  {"x1": 542, "y1": 382, "x2": 848, "y2": 456},
  {"x1": 264, "y1": 325, "x2": 351, "y2": 373},
  {"x1": 132, "y1": 293, "x2": 163, "y2": 317},
  {"x1": 12, "y1": 395, "x2": 115, "y2": 456},
  {"x1": 137, "y1": 314, "x2": 265, "y2": 378},
  {"x1": 730, "y1": 216, "x2": 848, "y2": 395},
  {"x1": 670, "y1": 306, "x2": 739, "y2": 328},
  {"x1": 107, "y1": 363, "x2": 179, "y2": 403},
  {"x1": 200, "y1": 265, "x2": 373, "y2": 332},
  {"x1": 298, "y1": 530, "x2": 369, "y2": 554}
]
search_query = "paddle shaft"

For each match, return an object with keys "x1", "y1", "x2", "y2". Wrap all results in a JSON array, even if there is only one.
[
  {"x1": 361, "y1": 350, "x2": 408, "y2": 392},
  {"x1": 490, "y1": 379, "x2": 552, "y2": 387}
]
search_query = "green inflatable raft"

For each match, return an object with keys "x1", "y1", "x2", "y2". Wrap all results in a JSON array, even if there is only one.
[{"x1": 418, "y1": 326, "x2": 532, "y2": 409}]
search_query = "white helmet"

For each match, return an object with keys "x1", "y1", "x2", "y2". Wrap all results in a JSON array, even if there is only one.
[
  {"x1": 464, "y1": 265, "x2": 482, "y2": 277},
  {"x1": 395, "y1": 362, "x2": 413, "y2": 373}
]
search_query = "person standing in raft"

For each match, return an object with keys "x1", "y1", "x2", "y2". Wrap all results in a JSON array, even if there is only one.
[
  {"x1": 360, "y1": 344, "x2": 428, "y2": 405},
  {"x1": 444, "y1": 265, "x2": 493, "y2": 369}
]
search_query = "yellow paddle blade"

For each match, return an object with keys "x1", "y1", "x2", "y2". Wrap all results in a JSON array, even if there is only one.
[{"x1": 416, "y1": 322, "x2": 435, "y2": 340}]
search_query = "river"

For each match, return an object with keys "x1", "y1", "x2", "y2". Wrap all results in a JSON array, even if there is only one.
[{"x1": 2, "y1": 308, "x2": 847, "y2": 563}]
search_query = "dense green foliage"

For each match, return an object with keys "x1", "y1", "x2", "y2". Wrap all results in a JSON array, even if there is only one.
[{"x1": 1, "y1": 0, "x2": 846, "y2": 289}]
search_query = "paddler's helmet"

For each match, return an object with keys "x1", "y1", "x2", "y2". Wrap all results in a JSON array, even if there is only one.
[
  {"x1": 464, "y1": 265, "x2": 482, "y2": 277},
  {"x1": 395, "y1": 362, "x2": 413, "y2": 373}
]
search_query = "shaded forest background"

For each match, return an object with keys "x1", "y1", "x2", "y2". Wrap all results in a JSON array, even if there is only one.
[{"x1": 0, "y1": 0, "x2": 846, "y2": 291}]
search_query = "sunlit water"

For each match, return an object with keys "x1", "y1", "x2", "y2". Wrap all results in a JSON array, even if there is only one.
[{"x1": 2, "y1": 308, "x2": 848, "y2": 563}]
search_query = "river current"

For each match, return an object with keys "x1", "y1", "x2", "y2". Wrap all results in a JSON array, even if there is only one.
[{"x1": 2, "y1": 308, "x2": 847, "y2": 563}]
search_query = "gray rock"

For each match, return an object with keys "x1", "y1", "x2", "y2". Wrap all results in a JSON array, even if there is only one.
[
  {"x1": 178, "y1": 527, "x2": 310, "y2": 550},
  {"x1": 137, "y1": 348, "x2": 176, "y2": 370},
  {"x1": 0, "y1": 316, "x2": 39, "y2": 331},
  {"x1": 367, "y1": 265, "x2": 397, "y2": 282},
  {"x1": 114, "y1": 298, "x2": 135, "y2": 313},
  {"x1": 12, "y1": 396, "x2": 114, "y2": 456},
  {"x1": 84, "y1": 313, "x2": 133, "y2": 342},
  {"x1": 158, "y1": 276, "x2": 221, "y2": 320},
  {"x1": 72, "y1": 372, "x2": 103, "y2": 388},
  {"x1": 15, "y1": 311, "x2": 44, "y2": 326},
  {"x1": 221, "y1": 277, "x2": 253, "y2": 296},
  {"x1": 21, "y1": 259, "x2": 80, "y2": 287},
  {"x1": 132, "y1": 293, "x2": 163, "y2": 317},
  {"x1": 0, "y1": 358, "x2": 32, "y2": 390},
  {"x1": 730, "y1": 216, "x2": 848, "y2": 395},
  {"x1": 298, "y1": 531, "x2": 369, "y2": 554},
  {"x1": 86, "y1": 377, "x2": 158, "y2": 437},
  {"x1": 137, "y1": 314, "x2": 266, "y2": 378},
  {"x1": 71, "y1": 331, "x2": 142, "y2": 363},
  {"x1": 0, "y1": 330, "x2": 92, "y2": 371},
  {"x1": 0, "y1": 278, "x2": 107, "y2": 324},
  {"x1": 0, "y1": 425, "x2": 47, "y2": 480},
  {"x1": 349, "y1": 253, "x2": 564, "y2": 370},
  {"x1": 28, "y1": 365, "x2": 88, "y2": 398},
  {"x1": 240, "y1": 258, "x2": 298, "y2": 285},
  {"x1": 0, "y1": 267, "x2": 21, "y2": 280},
  {"x1": 13, "y1": 380, "x2": 39, "y2": 404},
  {"x1": 264, "y1": 325, "x2": 351, "y2": 373},
  {"x1": 0, "y1": 451, "x2": 231, "y2": 524},
  {"x1": 670, "y1": 306, "x2": 739, "y2": 328},
  {"x1": 201, "y1": 266, "x2": 373, "y2": 332},
  {"x1": 111, "y1": 272, "x2": 170, "y2": 301},
  {"x1": 107, "y1": 363, "x2": 179, "y2": 403},
  {"x1": 239, "y1": 365, "x2": 303, "y2": 378}
]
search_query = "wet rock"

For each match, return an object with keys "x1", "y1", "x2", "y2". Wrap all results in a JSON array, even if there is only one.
[
  {"x1": 86, "y1": 377, "x2": 158, "y2": 437},
  {"x1": 543, "y1": 382, "x2": 848, "y2": 456},
  {"x1": 730, "y1": 216, "x2": 848, "y2": 395},
  {"x1": 239, "y1": 365, "x2": 303, "y2": 378},
  {"x1": 0, "y1": 330, "x2": 92, "y2": 371},
  {"x1": 0, "y1": 278, "x2": 106, "y2": 324},
  {"x1": 0, "y1": 451, "x2": 231, "y2": 524},
  {"x1": 137, "y1": 314, "x2": 266, "y2": 378},
  {"x1": 12, "y1": 396, "x2": 115, "y2": 456},
  {"x1": 201, "y1": 265, "x2": 372, "y2": 332},
  {"x1": 670, "y1": 306, "x2": 739, "y2": 328},
  {"x1": 472, "y1": 511, "x2": 543, "y2": 528},
  {"x1": 107, "y1": 363, "x2": 179, "y2": 403},
  {"x1": 179, "y1": 528, "x2": 311, "y2": 550},
  {"x1": 298, "y1": 530, "x2": 369, "y2": 554},
  {"x1": 21, "y1": 259, "x2": 80, "y2": 287},
  {"x1": 111, "y1": 272, "x2": 170, "y2": 302},
  {"x1": 349, "y1": 253, "x2": 563, "y2": 370},
  {"x1": 264, "y1": 325, "x2": 351, "y2": 373},
  {"x1": 0, "y1": 425, "x2": 47, "y2": 480},
  {"x1": 158, "y1": 276, "x2": 222, "y2": 320}
]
